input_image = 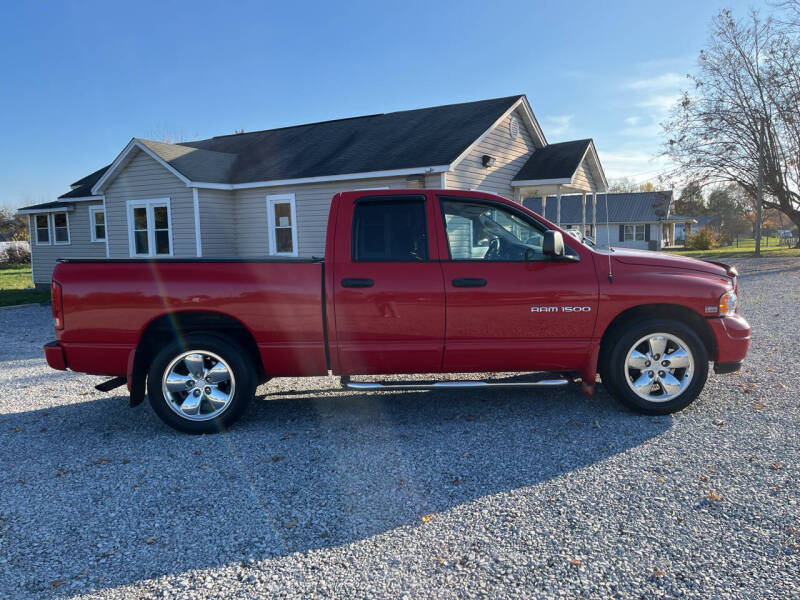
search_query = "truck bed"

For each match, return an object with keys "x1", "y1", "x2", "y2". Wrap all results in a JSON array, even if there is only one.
[{"x1": 52, "y1": 258, "x2": 329, "y2": 378}]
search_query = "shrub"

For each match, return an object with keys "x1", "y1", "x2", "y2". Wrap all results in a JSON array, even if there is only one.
[
  {"x1": 686, "y1": 227, "x2": 718, "y2": 250},
  {"x1": 0, "y1": 242, "x2": 31, "y2": 265}
]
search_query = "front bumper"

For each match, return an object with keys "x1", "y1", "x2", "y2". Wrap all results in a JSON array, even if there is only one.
[
  {"x1": 707, "y1": 314, "x2": 751, "y2": 367},
  {"x1": 44, "y1": 341, "x2": 67, "y2": 370}
]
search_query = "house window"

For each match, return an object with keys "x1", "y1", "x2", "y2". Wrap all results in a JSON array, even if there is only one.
[
  {"x1": 127, "y1": 198, "x2": 172, "y2": 257},
  {"x1": 623, "y1": 224, "x2": 646, "y2": 241},
  {"x1": 52, "y1": 213, "x2": 70, "y2": 245},
  {"x1": 266, "y1": 194, "x2": 297, "y2": 256},
  {"x1": 35, "y1": 215, "x2": 50, "y2": 245},
  {"x1": 89, "y1": 206, "x2": 106, "y2": 242}
]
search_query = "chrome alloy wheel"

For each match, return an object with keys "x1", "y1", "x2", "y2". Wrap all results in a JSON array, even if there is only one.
[
  {"x1": 161, "y1": 351, "x2": 236, "y2": 421},
  {"x1": 624, "y1": 333, "x2": 694, "y2": 403}
]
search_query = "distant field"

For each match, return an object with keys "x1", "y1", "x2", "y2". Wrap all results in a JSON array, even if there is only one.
[
  {"x1": 0, "y1": 265, "x2": 49, "y2": 307},
  {"x1": 668, "y1": 237, "x2": 800, "y2": 259}
]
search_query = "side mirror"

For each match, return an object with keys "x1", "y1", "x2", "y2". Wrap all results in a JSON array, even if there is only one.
[{"x1": 542, "y1": 230, "x2": 564, "y2": 257}]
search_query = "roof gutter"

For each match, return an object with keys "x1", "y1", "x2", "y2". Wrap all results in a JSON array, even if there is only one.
[
  {"x1": 189, "y1": 165, "x2": 451, "y2": 191},
  {"x1": 18, "y1": 206, "x2": 75, "y2": 215}
]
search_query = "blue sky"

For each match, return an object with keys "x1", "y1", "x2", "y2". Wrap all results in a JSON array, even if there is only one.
[{"x1": 0, "y1": 0, "x2": 757, "y2": 208}]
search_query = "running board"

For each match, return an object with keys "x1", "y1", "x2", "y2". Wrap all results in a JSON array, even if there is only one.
[{"x1": 342, "y1": 378, "x2": 569, "y2": 391}]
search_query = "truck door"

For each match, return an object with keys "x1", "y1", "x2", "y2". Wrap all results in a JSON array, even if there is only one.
[
  {"x1": 434, "y1": 194, "x2": 599, "y2": 373},
  {"x1": 331, "y1": 192, "x2": 446, "y2": 375}
]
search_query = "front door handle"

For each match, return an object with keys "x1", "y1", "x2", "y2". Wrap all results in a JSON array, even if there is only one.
[
  {"x1": 341, "y1": 278, "x2": 374, "y2": 288},
  {"x1": 452, "y1": 278, "x2": 487, "y2": 287}
]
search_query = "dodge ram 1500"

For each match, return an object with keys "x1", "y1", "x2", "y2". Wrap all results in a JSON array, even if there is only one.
[{"x1": 44, "y1": 190, "x2": 751, "y2": 433}]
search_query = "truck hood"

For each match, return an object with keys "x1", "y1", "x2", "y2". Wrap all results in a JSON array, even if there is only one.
[{"x1": 606, "y1": 248, "x2": 733, "y2": 278}]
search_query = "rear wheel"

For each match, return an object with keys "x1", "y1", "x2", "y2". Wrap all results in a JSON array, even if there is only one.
[
  {"x1": 147, "y1": 333, "x2": 256, "y2": 433},
  {"x1": 602, "y1": 318, "x2": 708, "y2": 414}
]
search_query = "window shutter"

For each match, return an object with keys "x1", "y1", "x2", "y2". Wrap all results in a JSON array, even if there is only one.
[
  {"x1": 645, "y1": 224, "x2": 651, "y2": 241},
  {"x1": 618, "y1": 225, "x2": 624, "y2": 242}
]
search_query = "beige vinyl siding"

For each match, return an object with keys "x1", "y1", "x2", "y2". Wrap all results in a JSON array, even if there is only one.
[
  {"x1": 104, "y1": 148, "x2": 196, "y2": 257},
  {"x1": 198, "y1": 188, "x2": 235, "y2": 257},
  {"x1": 446, "y1": 109, "x2": 536, "y2": 199},
  {"x1": 28, "y1": 201, "x2": 106, "y2": 284},
  {"x1": 425, "y1": 173, "x2": 445, "y2": 188},
  {"x1": 572, "y1": 159, "x2": 597, "y2": 192},
  {"x1": 233, "y1": 175, "x2": 414, "y2": 257}
]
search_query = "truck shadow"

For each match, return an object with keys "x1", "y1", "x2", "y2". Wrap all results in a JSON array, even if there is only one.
[{"x1": 1, "y1": 384, "x2": 671, "y2": 597}]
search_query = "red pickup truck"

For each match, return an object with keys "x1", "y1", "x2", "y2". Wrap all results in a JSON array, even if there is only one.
[{"x1": 44, "y1": 190, "x2": 750, "y2": 433}]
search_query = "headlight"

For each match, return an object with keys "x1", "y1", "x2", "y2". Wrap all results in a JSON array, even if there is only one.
[{"x1": 719, "y1": 290, "x2": 738, "y2": 316}]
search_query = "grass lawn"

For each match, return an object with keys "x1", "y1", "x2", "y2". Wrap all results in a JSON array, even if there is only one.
[
  {"x1": 0, "y1": 264, "x2": 50, "y2": 307},
  {"x1": 667, "y1": 237, "x2": 800, "y2": 259}
]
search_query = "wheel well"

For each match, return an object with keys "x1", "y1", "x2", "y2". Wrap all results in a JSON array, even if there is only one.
[
  {"x1": 599, "y1": 304, "x2": 716, "y2": 362},
  {"x1": 133, "y1": 311, "x2": 265, "y2": 382}
]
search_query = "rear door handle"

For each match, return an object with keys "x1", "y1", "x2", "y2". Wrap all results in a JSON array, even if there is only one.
[
  {"x1": 452, "y1": 278, "x2": 487, "y2": 287},
  {"x1": 341, "y1": 278, "x2": 374, "y2": 288}
]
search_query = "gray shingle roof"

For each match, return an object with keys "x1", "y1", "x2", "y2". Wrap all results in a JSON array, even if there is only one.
[
  {"x1": 523, "y1": 191, "x2": 682, "y2": 224},
  {"x1": 176, "y1": 95, "x2": 524, "y2": 184},
  {"x1": 62, "y1": 95, "x2": 527, "y2": 197},
  {"x1": 513, "y1": 139, "x2": 591, "y2": 182},
  {"x1": 137, "y1": 139, "x2": 239, "y2": 183},
  {"x1": 59, "y1": 165, "x2": 109, "y2": 199},
  {"x1": 17, "y1": 200, "x2": 74, "y2": 213}
]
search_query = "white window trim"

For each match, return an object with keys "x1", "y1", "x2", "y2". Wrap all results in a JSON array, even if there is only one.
[
  {"x1": 623, "y1": 224, "x2": 646, "y2": 242},
  {"x1": 126, "y1": 198, "x2": 173, "y2": 257},
  {"x1": 52, "y1": 212, "x2": 71, "y2": 246},
  {"x1": 354, "y1": 187, "x2": 390, "y2": 191},
  {"x1": 266, "y1": 193, "x2": 298, "y2": 257},
  {"x1": 33, "y1": 214, "x2": 51, "y2": 246},
  {"x1": 89, "y1": 206, "x2": 106, "y2": 243}
]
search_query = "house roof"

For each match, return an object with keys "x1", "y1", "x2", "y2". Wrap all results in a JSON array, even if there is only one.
[
  {"x1": 17, "y1": 200, "x2": 75, "y2": 214},
  {"x1": 513, "y1": 139, "x2": 592, "y2": 182},
  {"x1": 137, "y1": 139, "x2": 238, "y2": 183},
  {"x1": 523, "y1": 191, "x2": 689, "y2": 224},
  {"x1": 59, "y1": 165, "x2": 109, "y2": 199},
  {"x1": 88, "y1": 95, "x2": 538, "y2": 195}
]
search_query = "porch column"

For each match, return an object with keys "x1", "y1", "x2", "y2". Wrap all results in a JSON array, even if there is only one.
[
  {"x1": 556, "y1": 184, "x2": 562, "y2": 226},
  {"x1": 592, "y1": 192, "x2": 597, "y2": 239},
  {"x1": 581, "y1": 193, "x2": 586, "y2": 232},
  {"x1": 541, "y1": 194, "x2": 546, "y2": 217}
]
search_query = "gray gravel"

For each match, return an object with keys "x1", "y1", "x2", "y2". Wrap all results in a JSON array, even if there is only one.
[{"x1": 0, "y1": 257, "x2": 798, "y2": 599}]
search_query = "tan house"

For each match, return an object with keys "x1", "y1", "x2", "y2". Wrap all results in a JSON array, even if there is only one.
[{"x1": 19, "y1": 95, "x2": 608, "y2": 288}]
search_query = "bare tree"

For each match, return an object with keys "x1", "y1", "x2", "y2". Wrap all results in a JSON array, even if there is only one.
[
  {"x1": 607, "y1": 178, "x2": 660, "y2": 193},
  {"x1": 663, "y1": 6, "x2": 800, "y2": 244}
]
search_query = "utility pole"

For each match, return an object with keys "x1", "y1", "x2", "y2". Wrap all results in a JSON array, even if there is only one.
[{"x1": 756, "y1": 118, "x2": 765, "y2": 257}]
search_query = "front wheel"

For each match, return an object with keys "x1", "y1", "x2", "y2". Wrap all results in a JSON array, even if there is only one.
[
  {"x1": 147, "y1": 333, "x2": 256, "y2": 433},
  {"x1": 602, "y1": 318, "x2": 709, "y2": 415}
]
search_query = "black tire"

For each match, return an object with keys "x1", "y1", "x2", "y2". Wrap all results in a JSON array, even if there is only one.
[
  {"x1": 147, "y1": 333, "x2": 256, "y2": 433},
  {"x1": 601, "y1": 318, "x2": 709, "y2": 415}
]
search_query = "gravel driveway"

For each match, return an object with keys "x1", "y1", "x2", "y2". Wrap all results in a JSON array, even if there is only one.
[{"x1": 1, "y1": 258, "x2": 798, "y2": 599}]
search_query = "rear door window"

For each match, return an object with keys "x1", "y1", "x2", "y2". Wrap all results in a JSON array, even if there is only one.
[{"x1": 352, "y1": 197, "x2": 428, "y2": 262}]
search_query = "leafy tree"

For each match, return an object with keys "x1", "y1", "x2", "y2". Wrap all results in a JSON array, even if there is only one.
[
  {"x1": 0, "y1": 208, "x2": 28, "y2": 242},
  {"x1": 674, "y1": 181, "x2": 706, "y2": 216},
  {"x1": 706, "y1": 185, "x2": 751, "y2": 242}
]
